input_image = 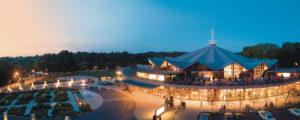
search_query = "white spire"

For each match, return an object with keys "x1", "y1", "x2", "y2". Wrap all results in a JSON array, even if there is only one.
[{"x1": 209, "y1": 27, "x2": 216, "y2": 46}]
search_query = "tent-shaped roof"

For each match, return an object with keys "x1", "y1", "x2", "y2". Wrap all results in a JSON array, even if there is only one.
[{"x1": 149, "y1": 45, "x2": 278, "y2": 71}]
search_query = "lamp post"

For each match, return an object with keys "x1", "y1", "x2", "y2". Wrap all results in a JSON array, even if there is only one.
[
  {"x1": 31, "y1": 114, "x2": 36, "y2": 120},
  {"x1": 44, "y1": 81, "x2": 47, "y2": 88},
  {"x1": 56, "y1": 79, "x2": 60, "y2": 88},
  {"x1": 3, "y1": 112, "x2": 7, "y2": 120},
  {"x1": 65, "y1": 116, "x2": 70, "y2": 120}
]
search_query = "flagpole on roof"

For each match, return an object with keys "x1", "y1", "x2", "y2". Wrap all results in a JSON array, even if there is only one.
[{"x1": 209, "y1": 26, "x2": 216, "y2": 46}]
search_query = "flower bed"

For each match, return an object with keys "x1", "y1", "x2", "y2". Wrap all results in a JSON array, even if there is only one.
[
  {"x1": 0, "y1": 93, "x2": 9, "y2": 100},
  {"x1": 79, "y1": 103, "x2": 92, "y2": 114},
  {"x1": 52, "y1": 103, "x2": 78, "y2": 117},
  {"x1": 54, "y1": 88, "x2": 69, "y2": 102},
  {"x1": 0, "y1": 93, "x2": 20, "y2": 106},
  {"x1": 8, "y1": 106, "x2": 27, "y2": 116},
  {"x1": 35, "y1": 89, "x2": 51, "y2": 104},
  {"x1": 31, "y1": 104, "x2": 51, "y2": 118},
  {"x1": 0, "y1": 108, "x2": 7, "y2": 113},
  {"x1": 15, "y1": 91, "x2": 36, "y2": 105}
]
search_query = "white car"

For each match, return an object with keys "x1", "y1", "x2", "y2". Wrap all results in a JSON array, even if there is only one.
[
  {"x1": 288, "y1": 108, "x2": 300, "y2": 117},
  {"x1": 258, "y1": 110, "x2": 276, "y2": 120}
]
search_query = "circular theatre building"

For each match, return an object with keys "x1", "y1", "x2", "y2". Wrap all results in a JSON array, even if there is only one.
[{"x1": 117, "y1": 41, "x2": 300, "y2": 111}]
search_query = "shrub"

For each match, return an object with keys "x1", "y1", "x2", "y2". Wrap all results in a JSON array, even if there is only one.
[
  {"x1": 8, "y1": 106, "x2": 27, "y2": 116},
  {"x1": 31, "y1": 104, "x2": 51, "y2": 118}
]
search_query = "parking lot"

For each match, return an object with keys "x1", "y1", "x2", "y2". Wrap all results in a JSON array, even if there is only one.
[{"x1": 196, "y1": 109, "x2": 300, "y2": 120}]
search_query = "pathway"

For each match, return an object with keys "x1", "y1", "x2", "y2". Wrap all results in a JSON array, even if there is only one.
[
  {"x1": 67, "y1": 90, "x2": 79, "y2": 112},
  {"x1": 24, "y1": 92, "x2": 38, "y2": 115},
  {"x1": 5, "y1": 94, "x2": 23, "y2": 112},
  {"x1": 48, "y1": 90, "x2": 55, "y2": 117}
]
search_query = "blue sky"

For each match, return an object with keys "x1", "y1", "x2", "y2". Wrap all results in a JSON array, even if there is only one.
[{"x1": 1, "y1": 0, "x2": 299, "y2": 56}]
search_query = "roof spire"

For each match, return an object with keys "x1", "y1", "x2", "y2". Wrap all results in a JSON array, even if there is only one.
[{"x1": 209, "y1": 26, "x2": 216, "y2": 46}]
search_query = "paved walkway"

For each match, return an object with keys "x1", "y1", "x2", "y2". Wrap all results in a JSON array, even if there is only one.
[
  {"x1": 67, "y1": 90, "x2": 79, "y2": 112},
  {"x1": 48, "y1": 90, "x2": 55, "y2": 117},
  {"x1": 24, "y1": 92, "x2": 38, "y2": 115},
  {"x1": 5, "y1": 94, "x2": 23, "y2": 113}
]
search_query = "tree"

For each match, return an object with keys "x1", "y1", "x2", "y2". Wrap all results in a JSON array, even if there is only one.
[
  {"x1": 0, "y1": 60, "x2": 13, "y2": 87},
  {"x1": 240, "y1": 43, "x2": 280, "y2": 59},
  {"x1": 277, "y1": 42, "x2": 300, "y2": 67}
]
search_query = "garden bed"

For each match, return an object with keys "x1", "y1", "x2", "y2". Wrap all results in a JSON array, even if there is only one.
[
  {"x1": 52, "y1": 103, "x2": 78, "y2": 117},
  {"x1": 54, "y1": 88, "x2": 69, "y2": 102},
  {"x1": 0, "y1": 92, "x2": 20, "y2": 106},
  {"x1": 79, "y1": 103, "x2": 92, "y2": 114},
  {"x1": 15, "y1": 91, "x2": 36, "y2": 105},
  {"x1": 8, "y1": 106, "x2": 27, "y2": 116},
  {"x1": 35, "y1": 89, "x2": 51, "y2": 104},
  {"x1": 31, "y1": 104, "x2": 51, "y2": 118}
]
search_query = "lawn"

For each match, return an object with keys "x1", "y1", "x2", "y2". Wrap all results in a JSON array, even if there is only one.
[
  {"x1": 36, "y1": 70, "x2": 115, "y2": 84},
  {"x1": 50, "y1": 70, "x2": 115, "y2": 78},
  {"x1": 74, "y1": 70, "x2": 116, "y2": 78}
]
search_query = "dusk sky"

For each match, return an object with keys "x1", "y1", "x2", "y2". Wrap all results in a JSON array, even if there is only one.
[{"x1": 0, "y1": 0, "x2": 299, "y2": 57}]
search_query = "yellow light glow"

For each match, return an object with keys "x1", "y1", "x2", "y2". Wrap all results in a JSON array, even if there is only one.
[
  {"x1": 155, "y1": 106, "x2": 165, "y2": 116},
  {"x1": 116, "y1": 71, "x2": 122, "y2": 75},
  {"x1": 283, "y1": 73, "x2": 291, "y2": 78},
  {"x1": 81, "y1": 80, "x2": 86, "y2": 86},
  {"x1": 56, "y1": 80, "x2": 60, "y2": 88}
]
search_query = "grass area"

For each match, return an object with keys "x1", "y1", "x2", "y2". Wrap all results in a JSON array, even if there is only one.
[
  {"x1": 8, "y1": 106, "x2": 27, "y2": 116},
  {"x1": 50, "y1": 70, "x2": 115, "y2": 78},
  {"x1": 31, "y1": 104, "x2": 51, "y2": 118},
  {"x1": 75, "y1": 70, "x2": 116, "y2": 78},
  {"x1": 35, "y1": 70, "x2": 115, "y2": 84}
]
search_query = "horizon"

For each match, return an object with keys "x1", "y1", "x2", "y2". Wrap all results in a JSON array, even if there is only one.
[{"x1": 1, "y1": 0, "x2": 300, "y2": 57}]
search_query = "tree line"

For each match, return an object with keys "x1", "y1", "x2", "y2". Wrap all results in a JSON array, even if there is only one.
[
  {"x1": 239, "y1": 42, "x2": 300, "y2": 67},
  {"x1": 0, "y1": 42, "x2": 299, "y2": 87}
]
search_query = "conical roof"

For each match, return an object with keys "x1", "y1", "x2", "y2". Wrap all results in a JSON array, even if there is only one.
[{"x1": 149, "y1": 45, "x2": 277, "y2": 70}]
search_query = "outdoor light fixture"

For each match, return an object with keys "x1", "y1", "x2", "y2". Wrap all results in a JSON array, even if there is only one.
[
  {"x1": 56, "y1": 79, "x2": 60, "y2": 88},
  {"x1": 31, "y1": 83, "x2": 35, "y2": 89},
  {"x1": 19, "y1": 85, "x2": 23, "y2": 91},
  {"x1": 43, "y1": 81, "x2": 47, "y2": 88},
  {"x1": 7, "y1": 86, "x2": 12, "y2": 92},
  {"x1": 282, "y1": 73, "x2": 291, "y2": 78},
  {"x1": 69, "y1": 79, "x2": 73, "y2": 87},
  {"x1": 81, "y1": 80, "x2": 86, "y2": 86},
  {"x1": 155, "y1": 105, "x2": 165, "y2": 117},
  {"x1": 116, "y1": 71, "x2": 122, "y2": 75}
]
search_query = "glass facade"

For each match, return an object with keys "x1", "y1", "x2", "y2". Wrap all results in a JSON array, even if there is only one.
[{"x1": 126, "y1": 80, "x2": 300, "y2": 110}]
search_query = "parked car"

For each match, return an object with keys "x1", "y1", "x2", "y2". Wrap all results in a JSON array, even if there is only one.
[
  {"x1": 224, "y1": 112, "x2": 234, "y2": 120},
  {"x1": 288, "y1": 108, "x2": 300, "y2": 118},
  {"x1": 198, "y1": 113, "x2": 210, "y2": 120},
  {"x1": 234, "y1": 113, "x2": 245, "y2": 120},
  {"x1": 257, "y1": 110, "x2": 276, "y2": 120},
  {"x1": 99, "y1": 81, "x2": 112, "y2": 85}
]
